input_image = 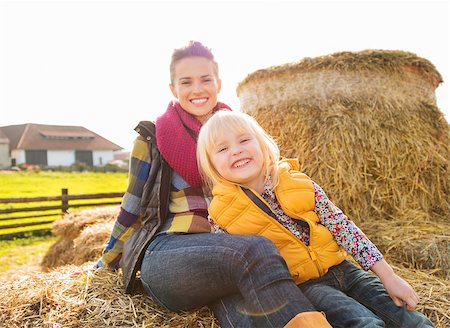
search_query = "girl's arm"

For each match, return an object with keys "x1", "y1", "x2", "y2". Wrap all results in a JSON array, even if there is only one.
[
  {"x1": 312, "y1": 181, "x2": 382, "y2": 270},
  {"x1": 312, "y1": 181, "x2": 419, "y2": 310},
  {"x1": 370, "y1": 259, "x2": 419, "y2": 310}
]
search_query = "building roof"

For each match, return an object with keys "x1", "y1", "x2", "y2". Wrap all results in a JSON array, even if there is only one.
[
  {"x1": 0, "y1": 123, "x2": 122, "y2": 151},
  {"x1": 0, "y1": 129, "x2": 9, "y2": 144}
]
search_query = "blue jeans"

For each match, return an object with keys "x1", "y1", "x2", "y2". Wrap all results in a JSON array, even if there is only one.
[
  {"x1": 299, "y1": 260, "x2": 434, "y2": 328},
  {"x1": 140, "y1": 233, "x2": 316, "y2": 327}
]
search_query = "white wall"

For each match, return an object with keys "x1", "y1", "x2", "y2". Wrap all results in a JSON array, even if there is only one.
[
  {"x1": 48, "y1": 150, "x2": 75, "y2": 166},
  {"x1": 93, "y1": 150, "x2": 114, "y2": 166},
  {"x1": 11, "y1": 149, "x2": 25, "y2": 164},
  {"x1": 9, "y1": 149, "x2": 115, "y2": 167},
  {"x1": 0, "y1": 144, "x2": 9, "y2": 168}
]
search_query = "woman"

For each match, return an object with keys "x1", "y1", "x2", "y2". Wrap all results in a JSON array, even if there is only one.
[{"x1": 98, "y1": 41, "x2": 330, "y2": 327}]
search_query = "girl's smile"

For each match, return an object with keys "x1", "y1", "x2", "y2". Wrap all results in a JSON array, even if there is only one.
[{"x1": 232, "y1": 158, "x2": 251, "y2": 168}]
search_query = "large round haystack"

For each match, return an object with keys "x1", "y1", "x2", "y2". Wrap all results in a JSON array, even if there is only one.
[{"x1": 237, "y1": 50, "x2": 449, "y2": 273}]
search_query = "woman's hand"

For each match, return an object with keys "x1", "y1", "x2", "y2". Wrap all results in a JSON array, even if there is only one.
[{"x1": 370, "y1": 259, "x2": 419, "y2": 310}]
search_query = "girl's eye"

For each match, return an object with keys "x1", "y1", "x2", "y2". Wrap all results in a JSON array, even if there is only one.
[
  {"x1": 240, "y1": 138, "x2": 250, "y2": 143},
  {"x1": 217, "y1": 147, "x2": 227, "y2": 153}
]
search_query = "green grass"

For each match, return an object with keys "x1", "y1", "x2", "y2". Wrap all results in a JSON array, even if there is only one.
[
  {"x1": 0, "y1": 171, "x2": 127, "y2": 237},
  {"x1": 0, "y1": 234, "x2": 58, "y2": 272},
  {"x1": 0, "y1": 171, "x2": 128, "y2": 197}
]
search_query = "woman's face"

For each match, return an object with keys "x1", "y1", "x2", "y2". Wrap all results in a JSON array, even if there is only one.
[{"x1": 170, "y1": 56, "x2": 221, "y2": 123}]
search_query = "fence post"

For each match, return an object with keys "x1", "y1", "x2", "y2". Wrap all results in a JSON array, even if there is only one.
[{"x1": 61, "y1": 188, "x2": 69, "y2": 214}]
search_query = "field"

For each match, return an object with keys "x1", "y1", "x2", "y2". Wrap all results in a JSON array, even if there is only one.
[
  {"x1": 0, "y1": 235, "x2": 58, "y2": 272},
  {"x1": 0, "y1": 171, "x2": 128, "y2": 236},
  {"x1": 0, "y1": 171, "x2": 128, "y2": 197}
]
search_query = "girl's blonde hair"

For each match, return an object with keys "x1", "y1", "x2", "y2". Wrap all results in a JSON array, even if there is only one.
[{"x1": 197, "y1": 110, "x2": 280, "y2": 190}]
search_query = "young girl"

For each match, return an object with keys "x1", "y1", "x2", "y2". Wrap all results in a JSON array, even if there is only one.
[{"x1": 197, "y1": 110, "x2": 434, "y2": 328}]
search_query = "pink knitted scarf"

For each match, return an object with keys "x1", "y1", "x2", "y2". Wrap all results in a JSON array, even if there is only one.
[{"x1": 156, "y1": 101, "x2": 231, "y2": 188}]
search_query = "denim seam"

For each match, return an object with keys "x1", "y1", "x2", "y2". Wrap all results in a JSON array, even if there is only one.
[
  {"x1": 347, "y1": 289, "x2": 404, "y2": 327},
  {"x1": 233, "y1": 250, "x2": 277, "y2": 328},
  {"x1": 219, "y1": 298, "x2": 236, "y2": 328},
  {"x1": 140, "y1": 276, "x2": 172, "y2": 310}
]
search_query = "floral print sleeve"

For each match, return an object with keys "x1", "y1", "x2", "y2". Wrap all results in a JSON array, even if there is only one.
[
  {"x1": 312, "y1": 181, "x2": 383, "y2": 270},
  {"x1": 208, "y1": 215, "x2": 227, "y2": 234}
]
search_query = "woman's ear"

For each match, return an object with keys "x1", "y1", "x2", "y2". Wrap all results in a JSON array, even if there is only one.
[{"x1": 169, "y1": 83, "x2": 177, "y2": 98}]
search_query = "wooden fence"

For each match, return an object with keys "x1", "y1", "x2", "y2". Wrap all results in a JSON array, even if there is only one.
[{"x1": 0, "y1": 189, "x2": 123, "y2": 239}]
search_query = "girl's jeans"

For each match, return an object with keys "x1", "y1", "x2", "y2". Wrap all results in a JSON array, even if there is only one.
[
  {"x1": 299, "y1": 260, "x2": 434, "y2": 328},
  {"x1": 140, "y1": 233, "x2": 316, "y2": 328}
]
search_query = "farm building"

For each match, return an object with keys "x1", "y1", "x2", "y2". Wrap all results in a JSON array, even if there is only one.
[
  {"x1": 0, "y1": 129, "x2": 10, "y2": 168},
  {"x1": 0, "y1": 123, "x2": 122, "y2": 167}
]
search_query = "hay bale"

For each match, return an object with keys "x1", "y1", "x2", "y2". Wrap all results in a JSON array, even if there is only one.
[
  {"x1": 0, "y1": 262, "x2": 446, "y2": 327},
  {"x1": 360, "y1": 217, "x2": 449, "y2": 277},
  {"x1": 387, "y1": 263, "x2": 450, "y2": 327},
  {"x1": 41, "y1": 207, "x2": 118, "y2": 270},
  {"x1": 237, "y1": 50, "x2": 449, "y2": 271},
  {"x1": 0, "y1": 263, "x2": 217, "y2": 327}
]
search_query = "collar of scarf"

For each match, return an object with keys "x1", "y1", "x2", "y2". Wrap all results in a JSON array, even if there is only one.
[{"x1": 156, "y1": 100, "x2": 231, "y2": 188}]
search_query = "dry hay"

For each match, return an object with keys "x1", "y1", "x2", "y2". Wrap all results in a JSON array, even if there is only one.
[
  {"x1": 238, "y1": 50, "x2": 442, "y2": 90},
  {"x1": 388, "y1": 263, "x2": 450, "y2": 328},
  {"x1": 0, "y1": 263, "x2": 217, "y2": 328},
  {"x1": 0, "y1": 262, "x2": 447, "y2": 327},
  {"x1": 360, "y1": 214, "x2": 449, "y2": 277},
  {"x1": 41, "y1": 207, "x2": 119, "y2": 270},
  {"x1": 237, "y1": 50, "x2": 449, "y2": 271}
]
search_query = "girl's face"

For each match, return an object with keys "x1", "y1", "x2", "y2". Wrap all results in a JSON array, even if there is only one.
[
  {"x1": 210, "y1": 129, "x2": 265, "y2": 193},
  {"x1": 170, "y1": 56, "x2": 221, "y2": 123}
]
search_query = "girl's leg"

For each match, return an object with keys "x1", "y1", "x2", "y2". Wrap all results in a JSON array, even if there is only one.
[
  {"x1": 300, "y1": 281, "x2": 385, "y2": 328},
  {"x1": 336, "y1": 261, "x2": 434, "y2": 328},
  {"x1": 140, "y1": 233, "x2": 316, "y2": 327}
]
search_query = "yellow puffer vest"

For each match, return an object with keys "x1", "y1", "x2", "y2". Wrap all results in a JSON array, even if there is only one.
[{"x1": 209, "y1": 158, "x2": 347, "y2": 284}]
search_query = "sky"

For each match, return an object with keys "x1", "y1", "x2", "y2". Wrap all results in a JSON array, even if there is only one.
[{"x1": 0, "y1": 0, "x2": 449, "y2": 151}]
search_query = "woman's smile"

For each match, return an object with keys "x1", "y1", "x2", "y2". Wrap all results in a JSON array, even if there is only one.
[
  {"x1": 191, "y1": 97, "x2": 209, "y2": 105},
  {"x1": 170, "y1": 56, "x2": 221, "y2": 123}
]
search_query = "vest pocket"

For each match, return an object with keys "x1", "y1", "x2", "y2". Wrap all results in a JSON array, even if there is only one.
[{"x1": 291, "y1": 260, "x2": 321, "y2": 284}]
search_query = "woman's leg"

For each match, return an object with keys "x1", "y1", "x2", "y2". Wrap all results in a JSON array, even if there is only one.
[
  {"x1": 140, "y1": 233, "x2": 316, "y2": 327},
  {"x1": 209, "y1": 294, "x2": 252, "y2": 328}
]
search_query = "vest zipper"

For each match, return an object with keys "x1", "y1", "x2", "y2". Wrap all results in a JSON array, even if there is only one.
[
  {"x1": 242, "y1": 188, "x2": 325, "y2": 277},
  {"x1": 307, "y1": 245, "x2": 324, "y2": 276}
]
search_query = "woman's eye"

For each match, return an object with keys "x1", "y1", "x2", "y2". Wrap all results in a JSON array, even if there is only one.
[{"x1": 181, "y1": 81, "x2": 191, "y2": 85}]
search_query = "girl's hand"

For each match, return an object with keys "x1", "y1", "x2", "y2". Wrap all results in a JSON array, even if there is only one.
[
  {"x1": 380, "y1": 272, "x2": 419, "y2": 310},
  {"x1": 370, "y1": 259, "x2": 419, "y2": 310}
]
